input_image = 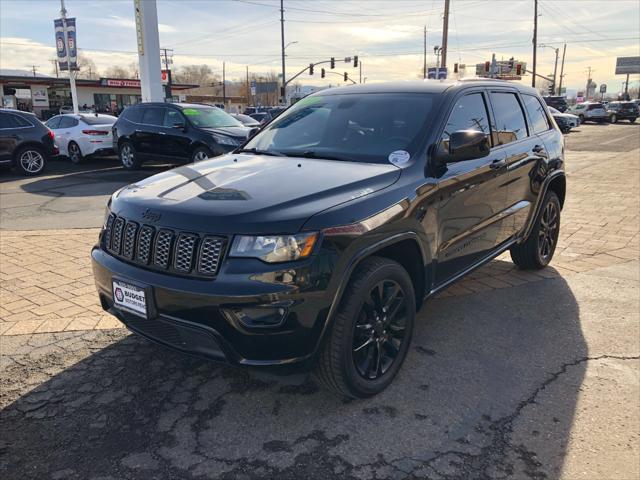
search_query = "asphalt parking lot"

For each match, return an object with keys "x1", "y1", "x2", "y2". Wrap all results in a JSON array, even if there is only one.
[{"x1": 1, "y1": 123, "x2": 639, "y2": 480}]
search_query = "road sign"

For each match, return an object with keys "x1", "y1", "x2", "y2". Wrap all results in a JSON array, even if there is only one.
[
  {"x1": 615, "y1": 56, "x2": 640, "y2": 75},
  {"x1": 599, "y1": 84, "x2": 607, "y2": 93},
  {"x1": 427, "y1": 67, "x2": 447, "y2": 79}
]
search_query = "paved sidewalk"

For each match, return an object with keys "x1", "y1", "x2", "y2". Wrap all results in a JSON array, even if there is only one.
[{"x1": 1, "y1": 149, "x2": 639, "y2": 335}]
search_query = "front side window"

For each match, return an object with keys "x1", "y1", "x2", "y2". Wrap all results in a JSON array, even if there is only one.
[
  {"x1": 442, "y1": 92, "x2": 491, "y2": 141},
  {"x1": 46, "y1": 116, "x2": 62, "y2": 129},
  {"x1": 490, "y1": 92, "x2": 528, "y2": 145},
  {"x1": 522, "y1": 95, "x2": 550, "y2": 134},
  {"x1": 245, "y1": 93, "x2": 435, "y2": 164},
  {"x1": 163, "y1": 109, "x2": 185, "y2": 127},
  {"x1": 142, "y1": 107, "x2": 166, "y2": 126},
  {"x1": 182, "y1": 107, "x2": 242, "y2": 128}
]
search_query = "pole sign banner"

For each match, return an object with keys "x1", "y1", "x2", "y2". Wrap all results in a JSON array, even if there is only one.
[
  {"x1": 54, "y1": 18, "x2": 78, "y2": 71},
  {"x1": 615, "y1": 56, "x2": 640, "y2": 75},
  {"x1": 427, "y1": 67, "x2": 447, "y2": 79},
  {"x1": 600, "y1": 84, "x2": 607, "y2": 93}
]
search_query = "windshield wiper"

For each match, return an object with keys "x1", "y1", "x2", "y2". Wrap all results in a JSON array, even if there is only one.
[
  {"x1": 235, "y1": 147, "x2": 285, "y2": 157},
  {"x1": 293, "y1": 150, "x2": 355, "y2": 162}
]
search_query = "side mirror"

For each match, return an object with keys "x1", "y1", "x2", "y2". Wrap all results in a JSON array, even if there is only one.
[
  {"x1": 448, "y1": 130, "x2": 490, "y2": 162},
  {"x1": 248, "y1": 127, "x2": 260, "y2": 139},
  {"x1": 172, "y1": 122, "x2": 186, "y2": 131}
]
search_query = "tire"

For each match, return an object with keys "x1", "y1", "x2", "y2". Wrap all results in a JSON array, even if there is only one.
[
  {"x1": 578, "y1": 114, "x2": 585, "y2": 124},
  {"x1": 14, "y1": 145, "x2": 46, "y2": 176},
  {"x1": 68, "y1": 141, "x2": 83, "y2": 164},
  {"x1": 609, "y1": 114, "x2": 617, "y2": 124},
  {"x1": 314, "y1": 256, "x2": 416, "y2": 398},
  {"x1": 629, "y1": 117, "x2": 637, "y2": 123},
  {"x1": 119, "y1": 141, "x2": 142, "y2": 170},
  {"x1": 510, "y1": 191, "x2": 561, "y2": 270},
  {"x1": 191, "y1": 146, "x2": 213, "y2": 163}
]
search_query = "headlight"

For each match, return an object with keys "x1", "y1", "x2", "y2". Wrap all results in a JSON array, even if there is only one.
[
  {"x1": 230, "y1": 232, "x2": 318, "y2": 263},
  {"x1": 212, "y1": 133, "x2": 240, "y2": 146}
]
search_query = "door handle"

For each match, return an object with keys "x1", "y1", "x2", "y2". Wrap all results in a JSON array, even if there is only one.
[
  {"x1": 135, "y1": 129, "x2": 142, "y2": 133},
  {"x1": 532, "y1": 144, "x2": 545, "y2": 154},
  {"x1": 490, "y1": 159, "x2": 507, "y2": 170},
  {"x1": 158, "y1": 131, "x2": 167, "y2": 135}
]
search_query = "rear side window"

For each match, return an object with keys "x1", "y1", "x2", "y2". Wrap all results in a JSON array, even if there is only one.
[
  {"x1": 522, "y1": 95, "x2": 550, "y2": 134},
  {"x1": 587, "y1": 104, "x2": 603, "y2": 110},
  {"x1": 120, "y1": 107, "x2": 143, "y2": 123},
  {"x1": 490, "y1": 92, "x2": 528, "y2": 145},
  {"x1": 0, "y1": 112, "x2": 16, "y2": 129},
  {"x1": 12, "y1": 114, "x2": 32, "y2": 127},
  {"x1": 142, "y1": 107, "x2": 165, "y2": 126},
  {"x1": 442, "y1": 92, "x2": 491, "y2": 140}
]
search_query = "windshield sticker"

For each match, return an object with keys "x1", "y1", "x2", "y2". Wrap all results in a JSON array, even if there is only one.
[
  {"x1": 388, "y1": 150, "x2": 411, "y2": 166},
  {"x1": 183, "y1": 108, "x2": 201, "y2": 116}
]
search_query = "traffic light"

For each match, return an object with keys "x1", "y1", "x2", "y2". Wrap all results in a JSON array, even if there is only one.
[
  {"x1": 309, "y1": 63, "x2": 314, "y2": 75},
  {"x1": 330, "y1": 57, "x2": 335, "y2": 69},
  {"x1": 516, "y1": 64, "x2": 522, "y2": 75},
  {"x1": 321, "y1": 68, "x2": 325, "y2": 78},
  {"x1": 353, "y1": 56, "x2": 358, "y2": 68},
  {"x1": 508, "y1": 57, "x2": 514, "y2": 69},
  {"x1": 548, "y1": 84, "x2": 555, "y2": 95},
  {"x1": 344, "y1": 72, "x2": 348, "y2": 81},
  {"x1": 454, "y1": 63, "x2": 458, "y2": 73},
  {"x1": 484, "y1": 61, "x2": 490, "y2": 72}
]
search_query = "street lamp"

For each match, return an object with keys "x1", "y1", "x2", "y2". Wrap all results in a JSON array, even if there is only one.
[
  {"x1": 434, "y1": 46, "x2": 443, "y2": 69},
  {"x1": 284, "y1": 40, "x2": 298, "y2": 53},
  {"x1": 538, "y1": 43, "x2": 559, "y2": 95}
]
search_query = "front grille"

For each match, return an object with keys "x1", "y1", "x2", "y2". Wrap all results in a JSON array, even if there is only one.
[{"x1": 102, "y1": 214, "x2": 225, "y2": 277}]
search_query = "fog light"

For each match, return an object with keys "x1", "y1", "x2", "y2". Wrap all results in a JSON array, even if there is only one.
[{"x1": 222, "y1": 303, "x2": 291, "y2": 328}]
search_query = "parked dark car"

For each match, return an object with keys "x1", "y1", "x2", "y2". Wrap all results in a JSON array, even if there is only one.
[
  {"x1": 0, "y1": 109, "x2": 58, "y2": 176},
  {"x1": 542, "y1": 96, "x2": 568, "y2": 112},
  {"x1": 548, "y1": 106, "x2": 579, "y2": 133},
  {"x1": 230, "y1": 113, "x2": 261, "y2": 128},
  {"x1": 606, "y1": 101, "x2": 638, "y2": 123},
  {"x1": 92, "y1": 80, "x2": 565, "y2": 397},
  {"x1": 112, "y1": 103, "x2": 251, "y2": 170}
]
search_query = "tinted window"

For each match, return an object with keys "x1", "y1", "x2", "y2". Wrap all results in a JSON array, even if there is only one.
[
  {"x1": 163, "y1": 109, "x2": 185, "y2": 127},
  {"x1": 46, "y1": 116, "x2": 62, "y2": 129},
  {"x1": 120, "y1": 107, "x2": 143, "y2": 123},
  {"x1": 142, "y1": 107, "x2": 166, "y2": 126},
  {"x1": 442, "y1": 93, "x2": 491, "y2": 141},
  {"x1": 0, "y1": 112, "x2": 16, "y2": 129},
  {"x1": 587, "y1": 103, "x2": 603, "y2": 110},
  {"x1": 490, "y1": 92, "x2": 528, "y2": 145},
  {"x1": 183, "y1": 107, "x2": 243, "y2": 128},
  {"x1": 245, "y1": 93, "x2": 434, "y2": 164},
  {"x1": 12, "y1": 114, "x2": 32, "y2": 127},
  {"x1": 522, "y1": 95, "x2": 550, "y2": 134},
  {"x1": 81, "y1": 115, "x2": 117, "y2": 125},
  {"x1": 58, "y1": 116, "x2": 78, "y2": 128}
]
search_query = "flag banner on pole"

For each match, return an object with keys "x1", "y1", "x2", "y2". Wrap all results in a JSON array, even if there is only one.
[{"x1": 54, "y1": 18, "x2": 78, "y2": 71}]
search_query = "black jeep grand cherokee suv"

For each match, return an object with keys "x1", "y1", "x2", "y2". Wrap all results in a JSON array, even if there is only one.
[{"x1": 92, "y1": 80, "x2": 565, "y2": 398}]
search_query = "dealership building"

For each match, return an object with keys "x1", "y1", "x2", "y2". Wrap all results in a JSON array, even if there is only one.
[{"x1": 0, "y1": 70, "x2": 197, "y2": 118}]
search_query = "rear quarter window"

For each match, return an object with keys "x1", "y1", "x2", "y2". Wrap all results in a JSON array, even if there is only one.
[{"x1": 522, "y1": 95, "x2": 550, "y2": 134}]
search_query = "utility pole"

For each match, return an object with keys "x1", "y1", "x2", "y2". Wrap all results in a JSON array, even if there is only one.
[
  {"x1": 29, "y1": 65, "x2": 39, "y2": 77},
  {"x1": 161, "y1": 47, "x2": 173, "y2": 100},
  {"x1": 624, "y1": 73, "x2": 630, "y2": 95},
  {"x1": 423, "y1": 25, "x2": 427, "y2": 79},
  {"x1": 246, "y1": 65, "x2": 252, "y2": 107},
  {"x1": 558, "y1": 43, "x2": 566, "y2": 96},
  {"x1": 441, "y1": 0, "x2": 449, "y2": 69},
  {"x1": 222, "y1": 61, "x2": 226, "y2": 108},
  {"x1": 60, "y1": 0, "x2": 78, "y2": 114},
  {"x1": 279, "y1": 0, "x2": 286, "y2": 105},
  {"x1": 552, "y1": 47, "x2": 559, "y2": 95},
  {"x1": 359, "y1": 62, "x2": 363, "y2": 83},
  {"x1": 532, "y1": 0, "x2": 538, "y2": 88}
]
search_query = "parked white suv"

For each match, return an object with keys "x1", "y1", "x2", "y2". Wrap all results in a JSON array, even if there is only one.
[{"x1": 568, "y1": 102, "x2": 608, "y2": 123}]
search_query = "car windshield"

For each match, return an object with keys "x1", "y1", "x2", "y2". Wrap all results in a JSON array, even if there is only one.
[
  {"x1": 244, "y1": 93, "x2": 435, "y2": 164},
  {"x1": 81, "y1": 115, "x2": 117, "y2": 125},
  {"x1": 182, "y1": 107, "x2": 242, "y2": 128}
]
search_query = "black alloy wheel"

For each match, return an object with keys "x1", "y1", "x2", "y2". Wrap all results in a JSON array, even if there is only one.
[
  {"x1": 537, "y1": 199, "x2": 559, "y2": 264},
  {"x1": 352, "y1": 279, "x2": 408, "y2": 380}
]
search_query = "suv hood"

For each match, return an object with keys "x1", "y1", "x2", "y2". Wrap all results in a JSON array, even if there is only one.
[
  {"x1": 112, "y1": 153, "x2": 401, "y2": 234},
  {"x1": 200, "y1": 126, "x2": 251, "y2": 139}
]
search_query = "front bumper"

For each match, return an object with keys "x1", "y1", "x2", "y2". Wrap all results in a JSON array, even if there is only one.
[{"x1": 91, "y1": 247, "x2": 334, "y2": 370}]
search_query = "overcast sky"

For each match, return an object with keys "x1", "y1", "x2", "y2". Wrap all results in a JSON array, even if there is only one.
[{"x1": 1, "y1": 0, "x2": 639, "y2": 94}]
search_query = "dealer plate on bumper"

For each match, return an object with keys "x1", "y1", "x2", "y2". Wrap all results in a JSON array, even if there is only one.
[{"x1": 113, "y1": 279, "x2": 147, "y2": 318}]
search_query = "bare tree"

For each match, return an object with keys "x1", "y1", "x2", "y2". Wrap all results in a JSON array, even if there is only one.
[
  {"x1": 173, "y1": 64, "x2": 217, "y2": 85},
  {"x1": 105, "y1": 65, "x2": 132, "y2": 79},
  {"x1": 75, "y1": 52, "x2": 99, "y2": 79}
]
